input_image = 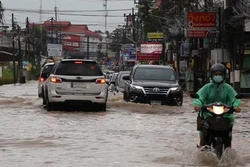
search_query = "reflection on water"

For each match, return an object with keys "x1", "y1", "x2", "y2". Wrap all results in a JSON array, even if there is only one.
[{"x1": 0, "y1": 81, "x2": 249, "y2": 167}]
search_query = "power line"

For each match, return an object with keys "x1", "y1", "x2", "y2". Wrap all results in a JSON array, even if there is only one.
[{"x1": 4, "y1": 8, "x2": 133, "y2": 13}]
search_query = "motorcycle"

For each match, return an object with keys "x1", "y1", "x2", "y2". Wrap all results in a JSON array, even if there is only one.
[{"x1": 190, "y1": 93, "x2": 244, "y2": 159}]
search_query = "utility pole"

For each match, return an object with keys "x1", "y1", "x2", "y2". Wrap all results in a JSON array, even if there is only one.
[
  {"x1": 17, "y1": 25, "x2": 22, "y2": 83},
  {"x1": 132, "y1": 8, "x2": 136, "y2": 43},
  {"x1": 87, "y1": 36, "x2": 89, "y2": 59},
  {"x1": 12, "y1": 13, "x2": 16, "y2": 84},
  {"x1": 50, "y1": 17, "x2": 54, "y2": 43},
  {"x1": 55, "y1": 6, "x2": 58, "y2": 44}
]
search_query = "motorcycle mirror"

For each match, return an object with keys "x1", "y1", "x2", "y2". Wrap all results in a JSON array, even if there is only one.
[
  {"x1": 235, "y1": 94, "x2": 244, "y2": 99},
  {"x1": 190, "y1": 93, "x2": 199, "y2": 99}
]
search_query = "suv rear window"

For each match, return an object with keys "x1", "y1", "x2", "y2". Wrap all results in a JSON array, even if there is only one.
[
  {"x1": 55, "y1": 61, "x2": 103, "y2": 76},
  {"x1": 134, "y1": 67, "x2": 176, "y2": 81}
]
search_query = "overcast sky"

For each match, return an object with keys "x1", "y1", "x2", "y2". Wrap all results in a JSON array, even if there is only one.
[{"x1": 1, "y1": 0, "x2": 136, "y2": 32}]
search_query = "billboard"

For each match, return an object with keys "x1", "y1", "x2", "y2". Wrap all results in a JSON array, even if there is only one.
[
  {"x1": 63, "y1": 35, "x2": 81, "y2": 52},
  {"x1": 136, "y1": 51, "x2": 161, "y2": 61},
  {"x1": 121, "y1": 43, "x2": 136, "y2": 61},
  {"x1": 187, "y1": 12, "x2": 217, "y2": 38},
  {"x1": 140, "y1": 42, "x2": 162, "y2": 54}
]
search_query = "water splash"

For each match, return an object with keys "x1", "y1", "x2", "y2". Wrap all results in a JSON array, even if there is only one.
[{"x1": 192, "y1": 147, "x2": 246, "y2": 167}]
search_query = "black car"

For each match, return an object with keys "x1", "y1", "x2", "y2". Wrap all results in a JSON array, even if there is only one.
[{"x1": 123, "y1": 65, "x2": 183, "y2": 106}]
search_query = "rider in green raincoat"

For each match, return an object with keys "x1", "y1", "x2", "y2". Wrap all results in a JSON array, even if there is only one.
[{"x1": 193, "y1": 63, "x2": 241, "y2": 147}]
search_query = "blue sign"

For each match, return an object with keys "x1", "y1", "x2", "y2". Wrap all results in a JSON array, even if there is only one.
[
  {"x1": 180, "y1": 42, "x2": 190, "y2": 57},
  {"x1": 129, "y1": 48, "x2": 136, "y2": 60}
]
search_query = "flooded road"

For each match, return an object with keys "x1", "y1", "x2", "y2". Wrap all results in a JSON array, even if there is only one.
[{"x1": 0, "y1": 81, "x2": 249, "y2": 167}]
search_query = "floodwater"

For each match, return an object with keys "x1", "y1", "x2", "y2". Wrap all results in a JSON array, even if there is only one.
[{"x1": 0, "y1": 81, "x2": 249, "y2": 167}]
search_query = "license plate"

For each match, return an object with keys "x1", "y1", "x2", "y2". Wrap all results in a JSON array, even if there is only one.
[
  {"x1": 72, "y1": 82, "x2": 86, "y2": 88},
  {"x1": 150, "y1": 101, "x2": 161, "y2": 105}
]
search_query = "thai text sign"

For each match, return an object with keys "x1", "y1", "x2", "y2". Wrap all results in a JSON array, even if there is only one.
[
  {"x1": 187, "y1": 12, "x2": 216, "y2": 38},
  {"x1": 147, "y1": 32, "x2": 163, "y2": 39},
  {"x1": 140, "y1": 42, "x2": 162, "y2": 54},
  {"x1": 136, "y1": 51, "x2": 161, "y2": 61}
]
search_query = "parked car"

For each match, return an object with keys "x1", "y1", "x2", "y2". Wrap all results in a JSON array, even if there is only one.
[
  {"x1": 37, "y1": 62, "x2": 54, "y2": 98},
  {"x1": 43, "y1": 59, "x2": 108, "y2": 111},
  {"x1": 113, "y1": 71, "x2": 130, "y2": 93},
  {"x1": 123, "y1": 65, "x2": 183, "y2": 106}
]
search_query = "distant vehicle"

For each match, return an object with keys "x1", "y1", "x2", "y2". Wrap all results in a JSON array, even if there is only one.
[
  {"x1": 42, "y1": 59, "x2": 108, "y2": 111},
  {"x1": 38, "y1": 62, "x2": 54, "y2": 98},
  {"x1": 113, "y1": 71, "x2": 130, "y2": 93},
  {"x1": 123, "y1": 65, "x2": 183, "y2": 106},
  {"x1": 109, "y1": 72, "x2": 119, "y2": 92},
  {"x1": 104, "y1": 70, "x2": 114, "y2": 85}
]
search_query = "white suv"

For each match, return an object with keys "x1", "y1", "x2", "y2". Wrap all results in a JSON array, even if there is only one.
[{"x1": 43, "y1": 59, "x2": 108, "y2": 111}]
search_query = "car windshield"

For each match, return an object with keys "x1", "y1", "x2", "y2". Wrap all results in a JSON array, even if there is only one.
[
  {"x1": 134, "y1": 68, "x2": 176, "y2": 81},
  {"x1": 55, "y1": 61, "x2": 103, "y2": 76}
]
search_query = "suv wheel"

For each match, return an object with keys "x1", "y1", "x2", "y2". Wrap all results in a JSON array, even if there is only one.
[
  {"x1": 123, "y1": 92, "x2": 130, "y2": 102},
  {"x1": 46, "y1": 100, "x2": 54, "y2": 111},
  {"x1": 98, "y1": 103, "x2": 106, "y2": 112}
]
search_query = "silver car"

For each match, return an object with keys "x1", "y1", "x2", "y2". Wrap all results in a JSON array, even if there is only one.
[{"x1": 43, "y1": 59, "x2": 108, "y2": 111}]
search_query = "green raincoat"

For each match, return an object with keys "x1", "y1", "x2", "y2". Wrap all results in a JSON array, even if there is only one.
[{"x1": 193, "y1": 80, "x2": 241, "y2": 123}]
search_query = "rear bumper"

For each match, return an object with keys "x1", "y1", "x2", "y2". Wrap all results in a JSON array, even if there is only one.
[{"x1": 48, "y1": 90, "x2": 108, "y2": 104}]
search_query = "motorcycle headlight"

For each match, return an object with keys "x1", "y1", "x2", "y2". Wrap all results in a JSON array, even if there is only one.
[{"x1": 212, "y1": 106, "x2": 224, "y2": 115}]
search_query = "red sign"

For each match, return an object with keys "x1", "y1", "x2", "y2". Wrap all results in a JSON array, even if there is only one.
[
  {"x1": 136, "y1": 51, "x2": 161, "y2": 61},
  {"x1": 63, "y1": 35, "x2": 81, "y2": 52},
  {"x1": 187, "y1": 12, "x2": 216, "y2": 38}
]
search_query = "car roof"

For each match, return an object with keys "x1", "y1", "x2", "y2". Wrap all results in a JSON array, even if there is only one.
[
  {"x1": 44, "y1": 62, "x2": 55, "y2": 66},
  {"x1": 60, "y1": 59, "x2": 97, "y2": 63},
  {"x1": 119, "y1": 71, "x2": 130, "y2": 74},
  {"x1": 135, "y1": 64, "x2": 173, "y2": 69}
]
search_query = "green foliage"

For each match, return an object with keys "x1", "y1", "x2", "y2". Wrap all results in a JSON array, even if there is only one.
[
  {"x1": 0, "y1": 78, "x2": 13, "y2": 85},
  {"x1": 0, "y1": 66, "x2": 14, "y2": 85}
]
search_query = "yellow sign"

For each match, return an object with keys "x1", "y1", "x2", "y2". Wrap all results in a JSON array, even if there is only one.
[
  {"x1": 27, "y1": 63, "x2": 32, "y2": 71},
  {"x1": 147, "y1": 32, "x2": 164, "y2": 39}
]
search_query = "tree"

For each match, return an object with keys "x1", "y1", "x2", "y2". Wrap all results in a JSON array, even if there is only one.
[{"x1": 138, "y1": 0, "x2": 190, "y2": 40}]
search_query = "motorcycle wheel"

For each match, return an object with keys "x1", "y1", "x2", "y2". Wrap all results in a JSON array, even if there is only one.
[{"x1": 214, "y1": 138, "x2": 223, "y2": 159}]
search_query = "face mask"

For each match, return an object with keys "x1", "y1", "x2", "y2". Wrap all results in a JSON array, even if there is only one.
[{"x1": 213, "y1": 75, "x2": 223, "y2": 83}]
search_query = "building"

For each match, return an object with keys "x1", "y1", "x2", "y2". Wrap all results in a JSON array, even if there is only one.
[{"x1": 32, "y1": 20, "x2": 109, "y2": 60}]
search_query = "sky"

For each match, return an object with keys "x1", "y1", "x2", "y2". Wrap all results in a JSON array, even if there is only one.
[{"x1": 1, "y1": 0, "x2": 136, "y2": 32}]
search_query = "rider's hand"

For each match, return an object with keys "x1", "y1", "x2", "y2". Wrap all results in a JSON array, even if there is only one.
[
  {"x1": 194, "y1": 106, "x2": 200, "y2": 111},
  {"x1": 234, "y1": 107, "x2": 241, "y2": 113}
]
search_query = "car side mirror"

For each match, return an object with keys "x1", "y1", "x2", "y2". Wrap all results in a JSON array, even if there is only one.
[{"x1": 123, "y1": 75, "x2": 130, "y2": 80}]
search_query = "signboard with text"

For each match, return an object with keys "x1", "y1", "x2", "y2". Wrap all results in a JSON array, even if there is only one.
[
  {"x1": 136, "y1": 51, "x2": 161, "y2": 61},
  {"x1": 147, "y1": 32, "x2": 164, "y2": 42},
  {"x1": 140, "y1": 42, "x2": 162, "y2": 54},
  {"x1": 47, "y1": 44, "x2": 63, "y2": 57},
  {"x1": 63, "y1": 35, "x2": 81, "y2": 52},
  {"x1": 137, "y1": 42, "x2": 162, "y2": 61},
  {"x1": 187, "y1": 12, "x2": 216, "y2": 38}
]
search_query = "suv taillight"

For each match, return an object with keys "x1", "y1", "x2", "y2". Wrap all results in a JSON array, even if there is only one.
[
  {"x1": 50, "y1": 77, "x2": 62, "y2": 83},
  {"x1": 39, "y1": 77, "x2": 45, "y2": 82},
  {"x1": 96, "y1": 78, "x2": 106, "y2": 84}
]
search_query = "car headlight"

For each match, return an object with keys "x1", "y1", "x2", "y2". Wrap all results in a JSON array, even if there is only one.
[
  {"x1": 169, "y1": 87, "x2": 179, "y2": 91},
  {"x1": 131, "y1": 85, "x2": 143, "y2": 90}
]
